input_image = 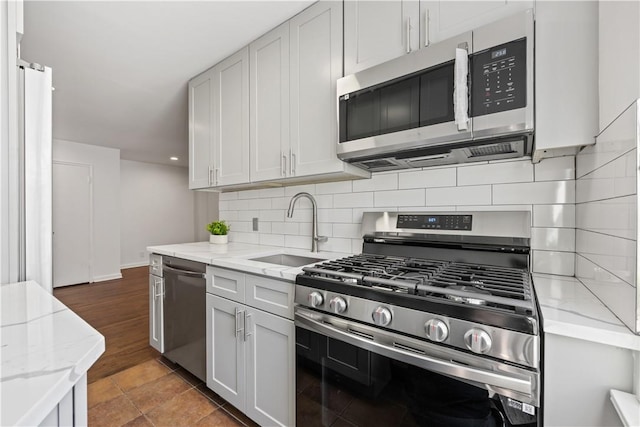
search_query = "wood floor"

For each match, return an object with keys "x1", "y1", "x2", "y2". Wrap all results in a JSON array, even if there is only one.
[{"x1": 54, "y1": 266, "x2": 160, "y2": 384}]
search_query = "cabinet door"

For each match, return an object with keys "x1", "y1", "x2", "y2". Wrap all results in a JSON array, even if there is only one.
[
  {"x1": 344, "y1": 0, "x2": 420, "y2": 75},
  {"x1": 290, "y1": 1, "x2": 344, "y2": 177},
  {"x1": 245, "y1": 309, "x2": 295, "y2": 427},
  {"x1": 250, "y1": 23, "x2": 290, "y2": 182},
  {"x1": 149, "y1": 275, "x2": 164, "y2": 353},
  {"x1": 213, "y1": 48, "x2": 250, "y2": 186},
  {"x1": 188, "y1": 69, "x2": 214, "y2": 189},
  {"x1": 421, "y1": 1, "x2": 534, "y2": 46},
  {"x1": 206, "y1": 294, "x2": 245, "y2": 411}
]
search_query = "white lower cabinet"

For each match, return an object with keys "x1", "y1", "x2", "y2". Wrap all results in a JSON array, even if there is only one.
[{"x1": 206, "y1": 269, "x2": 295, "y2": 427}]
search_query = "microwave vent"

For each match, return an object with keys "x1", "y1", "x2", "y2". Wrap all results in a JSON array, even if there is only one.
[
  {"x1": 468, "y1": 142, "x2": 516, "y2": 158},
  {"x1": 360, "y1": 159, "x2": 397, "y2": 169}
]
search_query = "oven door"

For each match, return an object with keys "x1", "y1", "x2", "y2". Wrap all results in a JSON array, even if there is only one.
[
  {"x1": 295, "y1": 307, "x2": 540, "y2": 427},
  {"x1": 336, "y1": 31, "x2": 472, "y2": 162}
]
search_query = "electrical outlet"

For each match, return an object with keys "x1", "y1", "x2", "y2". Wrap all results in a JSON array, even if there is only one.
[{"x1": 253, "y1": 218, "x2": 259, "y2": 231}]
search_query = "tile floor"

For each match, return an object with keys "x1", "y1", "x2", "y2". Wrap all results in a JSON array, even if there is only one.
[{"x1": 87, "y1": 357, "x2": 259, "y2": 427}]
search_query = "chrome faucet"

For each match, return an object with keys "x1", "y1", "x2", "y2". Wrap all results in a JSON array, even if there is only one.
[{"x1": 287, "y1": 192, "x2": 327, "y2": 253}]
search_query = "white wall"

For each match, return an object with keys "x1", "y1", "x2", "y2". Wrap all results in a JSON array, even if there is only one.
[
  {"x1": 220, "y1": 156, "x2": 576, "y2": 276},
  {"x1": 53, "y1": 139, "x2": 121, "y2": 281},
  {"x1": 120, "y1": 160, "x2": 199, "y2": 268}
]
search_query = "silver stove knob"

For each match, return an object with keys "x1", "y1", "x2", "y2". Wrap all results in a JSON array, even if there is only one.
[
  {"x1": 372, "y1": 306, "x2": 392, "y2": 326},
  {"x1": 424, "y1": 319, "x2": 448, "y2": 342},
  {"x1": 307, "y1": 291, "x2": 324, "y2": 308},
  {"x1": 329, "y1": 296, "x2": 347, "y2": 314},
  {"x1": 464, "y1": 328, "x2": 492, "y2": 354}
]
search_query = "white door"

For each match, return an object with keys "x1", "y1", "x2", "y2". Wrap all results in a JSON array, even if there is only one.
[
  {"x1": 344, "y1": 0, "x2": 420, "y2": 75},
  {"x1": 250, "y1": 22, "x2": 290, "y2": 182},
  {"x1": 52, "y1": 162, "x2": 91, "y2": 287},
  {"x1": 290, "y1": 1, "x2": 344, "y2": 177}
]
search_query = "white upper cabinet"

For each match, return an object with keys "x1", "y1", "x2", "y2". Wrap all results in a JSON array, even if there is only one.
[
  {"x1": 188, "y1": 69, "x2": 214, "y2": 190},
  {"x1": 344, "y1": 0, "x2": 420, "y2": 75},
  {"x1": 290, "y1": 1, "x2": 344, "y2": 177},
  {"x1": 598, "y1": 1, "x2": 640, "y2": 131},
  {"x1": 213, "y1": 48, "x2": 250, "y2": 186},
  {"x1": 250, "y1": 23, "x2": 290, "y2": 183},
  {"x1": 421, "y1": 1, "x2": 534, "y2": 47}
]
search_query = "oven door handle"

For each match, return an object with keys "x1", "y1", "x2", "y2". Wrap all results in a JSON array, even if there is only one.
[{"x1": 295, "y1": 310, "x2": 534, "y2": 399}]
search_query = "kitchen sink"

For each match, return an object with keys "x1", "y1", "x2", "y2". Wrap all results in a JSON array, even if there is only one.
[{"x1": 249, "y1": 254, "x2": 326, "y2": 268}]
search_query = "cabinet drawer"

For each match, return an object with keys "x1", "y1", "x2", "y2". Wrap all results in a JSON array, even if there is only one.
[
  {"x1": 207, "y1": 266, "x2": 246, "y2": 303},
  {"x1": 149, "y1": 253, "x2": 162, "y2": 276},
  {"x1": 245, "y1": 274, "x2": 294, "y2": 320}
]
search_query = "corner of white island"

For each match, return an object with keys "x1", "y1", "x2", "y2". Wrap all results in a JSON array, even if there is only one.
[{"x1": 1, "y1": 280, "x2": 105, "y2": 426}]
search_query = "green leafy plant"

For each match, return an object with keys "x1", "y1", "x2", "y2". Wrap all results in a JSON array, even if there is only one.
[{"x1": 207, "y1": 220, "x2": 229, "y2": 236}]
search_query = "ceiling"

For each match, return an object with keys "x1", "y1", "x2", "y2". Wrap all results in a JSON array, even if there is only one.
[{"x1": 20, "y1": 1, "x2": 314, "y2": 167}]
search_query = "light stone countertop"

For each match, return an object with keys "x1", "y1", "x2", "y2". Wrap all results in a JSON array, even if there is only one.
[
  {"x1": 147, "y1": 241, "x2": 350, "y2": 282},
  {"x1": 533, "y1": 273, "x2": 640, "y2": 351},
  {"x1": 0, "y1": 281, "x2": 105, "y2": 426}
]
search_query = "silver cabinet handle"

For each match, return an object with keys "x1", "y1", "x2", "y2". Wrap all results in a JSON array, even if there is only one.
[
  {"x1": 281, "y1": 153, "x2": 287, "y2": 176},
  {"x1": 235, "y1": 308, "x2": 244, "y2": 338},
  {"x1": 291, "y1": 152, "x2": 296, "y2": 175},
  {"x1": 214, "y1": 167, "x2": 219, "y2": 186},
  {"x1": 163, "y1": 264, "x2": 205, "y2": 278},
  {"x1": 424, "y1": 9, "x2": 430, "y2": 47},
  {"x1": 244, "y1": 312, "x2": 252, "y2": 341},
  {"x1": 406, "y1": 17, "x2": 412, "y2": 54},
  {"x1": 208, "y1": 165, "x2": 213, "y2": 186}
]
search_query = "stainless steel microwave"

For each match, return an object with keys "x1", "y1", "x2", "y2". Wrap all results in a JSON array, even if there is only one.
[{"x1": 337, "y1": 10, "x2": 534, "y2": 171}]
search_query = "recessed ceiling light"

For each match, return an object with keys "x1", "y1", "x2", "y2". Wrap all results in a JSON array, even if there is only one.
[{"x1": 170, "y1": 157, "x2": 179, "y2": 161}]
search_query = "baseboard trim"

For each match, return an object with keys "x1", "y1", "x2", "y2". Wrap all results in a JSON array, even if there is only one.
[
  {"x1": 121, "y1": 261, "x2": 149, "y2": 269},
  {"x1": 93, "y1": 273, "x2": 123, "y2": 282}
]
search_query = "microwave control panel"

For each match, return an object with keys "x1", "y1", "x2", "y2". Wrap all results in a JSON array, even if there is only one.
[{"x1": 471, "y1": 38, "x2": 527, "y2": 117}]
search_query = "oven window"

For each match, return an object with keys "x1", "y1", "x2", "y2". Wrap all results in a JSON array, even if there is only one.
[
  {"x1": 341, "y1": 75, "x2": 420, "y2": 143},
  {"x1": 420, "y1": 61, "x2": 455, "y2": 126},
  {"x1": 296, "y1": 327, "x2": 536, "y2": 427}
]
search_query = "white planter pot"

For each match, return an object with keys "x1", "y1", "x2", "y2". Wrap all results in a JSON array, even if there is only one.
[{"x1": 209, "y1": 234, "x2": 228, "y2": 245}]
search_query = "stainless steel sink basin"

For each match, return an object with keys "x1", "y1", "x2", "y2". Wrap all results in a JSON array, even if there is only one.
[{"x1": 249, "y1": 254, "x2": 326, "y2": 267}]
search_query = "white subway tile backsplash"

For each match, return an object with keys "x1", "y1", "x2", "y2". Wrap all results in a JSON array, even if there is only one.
[
  {"x1": 575, "y1": 151, "x2": 636, "y2": 203},
  {"x1": 318, "y1": 223, "x2": 333, "y2": 238},
  {"x1": 316, "y1": 181, "x2": 352, "y2": 194},
  {"x1": 531, "y1": 227, "x2": 575, "y2": 252},
  {"x1": 240, "y1": 189, "x2": 262, "y2": 199},
  {"x1": 271, "y1": 221, "x2": 300, "y2": 235},
  {"x1": 532, "y1": 250, "x2": 575, "y2": 276},
  {"x1": 238, "y1": 210, "x2": 256, "y2": 221},
  {"x1": 259, "y1": 187, "x2": 285, "y2": 198},
  {"x1": 427, "y1": 186, "x2": 491, "y2": 206},
  {"x1": 259, "y1": 210, "x2": 285, "y2": 222},
  {"x1": 230, "y1": 231, "x2": 259, "y2": 244},
  {"x1": 259, "y1": 234, "x2": 285, "y2": 247},
  {"x1": 533, "y1": 204, "x2": 575, "y2": 228},
  {"x1": 353, "y1": 173, "x2": 398, "y2": 192},
  {"x1": 228, "y1": 199, "x2": 250, "y2": 210},
  {"x1": 287, "y1": 208, "x2": 312, "y2": 223},
  {"x1": 398, "y1": 168, "x2": 456, "y2": 189},
  {"x1": 352, "y1": 239, "x2": 363, "y2": 254},
  {"x1": 493, "y1": 181, "x2": 575, "y2": 205},
  {"x1": 576, "y1": 255, "x2": 637, "y2": 331},
  {"x1": 284, "y1": 234, "x2": 313, "y2": 250},
  {"x1": 318, "y1": 237, "x2": 353, "y2": 254},
  {"x1": 219, "y1": 200, "x2": 231, "y2": 211},
  {"x1": 219, "y1": 210, "x2": 238, "y2": 221},
  {"x1": 316, "y1": 195, "x2": 333, "y2": 208},
  {"x1": 334, "y1": 192, "x2": 374, "y2": 208},
  {"x1": 285, "y1": 184, "x2": 315, "y2": 196},
  {"x1": 333, "y1": 223, "x2": 362, "y2": 239},
  {"x1": 271, "y1": 197, "x2": 290, "y2": 210},
  {"x1": 575, "y1": 229, "x2": 636, "y2": 286},
  {"x1": 229, "y1": 221, "x2": 252, "y2": 233},
  {"x1": 407, "y1": 206, "x2": 456, "y2": 212},
  {"x1": 220, "y1": 192, "x2": 238, "y2": 200},
  {"x1": 458, "y1": 160, "x2": 532, "y2": 186},
  {"x1": 248, "y1": 198, "x2": 271, "y2": 210},
  {"x1": 534, "y1": 156, "x2": 575, "y2": 181},
  {"x1": 318, "y1": 209, "x2": 353, "y2": 224},
  {"x1": 375, "y1": 189, "x2": 426, "y2": 207},
  {"x1": 576, "y1": 196, "x2": 636, "y2": 240},
  {"x1": 458, "y1": 205, "x2": 531, "y2": 214}
]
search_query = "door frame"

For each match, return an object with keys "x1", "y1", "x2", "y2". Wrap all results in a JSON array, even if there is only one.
[{"x1": 52, "y1": 160, "x2": 94, "y2": 285}]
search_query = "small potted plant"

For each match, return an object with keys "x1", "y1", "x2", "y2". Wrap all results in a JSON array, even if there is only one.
[{"x1": 207, "y1": 220, "x2": 229, "y2": 244}]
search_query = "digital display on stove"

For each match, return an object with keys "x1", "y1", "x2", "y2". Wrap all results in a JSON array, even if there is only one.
[{"x1": 397, "y1": 214, "x2": 472, "y2": 231}]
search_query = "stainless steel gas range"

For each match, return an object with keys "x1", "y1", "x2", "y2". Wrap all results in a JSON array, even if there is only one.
[{"x1": 294, "y1": 211, "x2": 541, "y2": 427}]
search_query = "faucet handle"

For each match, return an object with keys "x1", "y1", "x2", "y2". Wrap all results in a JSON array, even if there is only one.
[{"x1": 315, "y1": 236, "x2": 328, "y2": 243}]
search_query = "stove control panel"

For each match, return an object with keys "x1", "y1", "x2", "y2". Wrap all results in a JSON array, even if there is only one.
[{"x1": 397, "y1": 214, "x2": 472, "y2": 231}]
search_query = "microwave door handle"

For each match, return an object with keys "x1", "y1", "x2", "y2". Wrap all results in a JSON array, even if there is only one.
[{"x1": 454, "y1": 43, "x2": 469, "y2": 131}]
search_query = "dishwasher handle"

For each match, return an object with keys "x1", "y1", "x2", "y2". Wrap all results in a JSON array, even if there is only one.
[{"x1": 163, "y1": 264, "x2": 205, "y2": 279}]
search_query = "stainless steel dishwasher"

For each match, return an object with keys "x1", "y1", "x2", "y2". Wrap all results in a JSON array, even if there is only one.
[{"x1": 162, "y1": 256, "x2": 206, "y2": 381}]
